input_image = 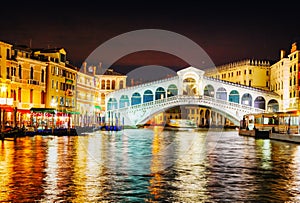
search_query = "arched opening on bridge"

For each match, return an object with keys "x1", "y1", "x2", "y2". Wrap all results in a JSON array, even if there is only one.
[
  {"x1": 119, "y1": 95, "x2": 130, "y2": 108},
  {"x1": 241, "y1": 93, "x2": 252, "y2": 106},
  {"x1": 183, "y1": 77, "x2": 197, "y2": 95},
  {"x1": 204, "y1": 85, "x2": 215, "y2": 97},
  {"x1": 107, "y1": 98, "x2": 118, "y2": 110},
  {"x1": 155, "y1": 87, "x2": 166, "y2": 100},
  {"x1": 216, "y1": 87, "x2": 227, "y2": 100},
  {"x1": 205, "y1": 109, "x2": 211, "y2": 126},
  {"x1": 131, "y1": 92, "x2": 142, "y2": 105},
  {"x1": 267, "y1": 99, "x2": 279, "y2": 112},
  {"x1": 254, "y1": 96, "x2": 266, "y2": 110},
  {"x1": 167, "y1": 84, "x2": 178, "y2": 97},
  {"x1": 229, "y1": 90, "x2": 240, "y2": 104},
  {"x1": 143, "y1": 90, "x2": 153, "y2": 103},
  {"x1": 200, "y1": 109, "x2": 205, "y2": 126}
]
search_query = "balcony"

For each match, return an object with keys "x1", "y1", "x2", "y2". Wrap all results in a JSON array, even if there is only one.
[
  {"x1": 27, "y1": 79, "x2": 40, "y2": 85},
  {"x1": 11, "y1": 76, "x2": 20, "y2": 82}
]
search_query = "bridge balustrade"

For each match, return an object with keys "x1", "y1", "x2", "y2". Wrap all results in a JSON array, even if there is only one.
[{"x1": 107, "y1": 94, "x2": 265, "y2": 126}]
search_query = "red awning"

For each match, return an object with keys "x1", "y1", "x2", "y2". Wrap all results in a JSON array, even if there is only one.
[
  {"x1": 17, "y1": 109, "x2": 31, "y2": 114},
  {"x1": 0, "y1": 105, "x2": 14, "y2": 112}
]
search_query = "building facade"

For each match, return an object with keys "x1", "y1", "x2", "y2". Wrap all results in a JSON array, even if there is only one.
[
  {"x1": 32, "y1": 48, "x2": 78, "y2": 128},
  {"x1": 270, "y1": 42, "x2": 300, "y2": 111},
  {"x1": 76, "y1": 63, "x2": 127, "y2": 127},
  {"x1": 205, "y1": 59, "x2": 271, "y2": 90},
  {"x1": 12, "y1": 45, "x2": 47, "y2": 127}
]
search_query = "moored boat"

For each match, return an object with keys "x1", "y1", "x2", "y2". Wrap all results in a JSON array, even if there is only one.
[
  {"x1": 0, "y1": 127, "x2": 26, "y2": 140},
  {"x1": 268, "y1": 110, "x2": 300, "y2": 143},
  {"x1": 165, "y1": 119, "x2": 197, "y2": 131},
  {"x1": 240, "y1": 110, "x2": 300, "y2": 143},
  {"x1": 239, "y1": 113, "x2": 276, "y2": 139}
]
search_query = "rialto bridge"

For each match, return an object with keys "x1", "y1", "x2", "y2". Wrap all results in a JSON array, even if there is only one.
[{"x1": 105, "y1": 67, "x2": 280, "y2": 128}]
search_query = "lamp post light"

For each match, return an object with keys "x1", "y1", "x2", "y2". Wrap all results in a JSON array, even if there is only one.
[
  {"x1": 0, "y1": 85, "x2": 8, "y2": 131},
  {"x1": 50, "y1": 99, "x2": 58, "y2": 130}
]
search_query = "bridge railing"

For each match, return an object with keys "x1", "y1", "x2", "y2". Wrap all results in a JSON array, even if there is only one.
[{"x1": 111, "y1": 95, "x2": 265, "y2": 114}]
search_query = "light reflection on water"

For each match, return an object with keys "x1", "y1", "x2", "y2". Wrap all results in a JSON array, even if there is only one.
[{"x1": 0, "y1": 128, "x2": 300, "y2": 202}]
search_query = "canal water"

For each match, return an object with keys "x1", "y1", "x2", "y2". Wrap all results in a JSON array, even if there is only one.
[{"x1": 1, "y1": 127, "x2": 300, "y2": 202}]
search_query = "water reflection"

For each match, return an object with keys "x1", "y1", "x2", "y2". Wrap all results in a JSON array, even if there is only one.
[{"x1": 0, "y1": 128, "x2": 300, "y2": 202}]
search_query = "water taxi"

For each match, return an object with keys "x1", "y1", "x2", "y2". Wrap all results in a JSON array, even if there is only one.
[
  {"x1": 165, "y1": 119, "x2": 197, "y2": 131},
  {"x1": 239, "y1": 111, "x2": 300, "y2": 143},
  {"x1": 269, "y1": 110, "x2": 300, "y2": 143},
  {"x1": 239, "y1": 112, "x2": 277, "y2": 139}
]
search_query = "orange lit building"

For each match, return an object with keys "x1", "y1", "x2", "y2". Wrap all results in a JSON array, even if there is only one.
[
  {"x1": 31, "y1": 47, "x2": 78, "y2": 128},
  {"x1": 0, "y1": 40, "x2": 14, "y2": 128},
  {"x1": 0, "y1": 42, "x2": 48, "y2": 128}
]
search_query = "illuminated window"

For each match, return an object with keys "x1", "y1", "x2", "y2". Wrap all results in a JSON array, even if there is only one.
[
  {"x1": 41, "y1": 69, "x2": 45, "y2": 83},
  {"x1": 106, "y1": 80, "x2": 110, "y2": 90},
  {"x1": 18, "y1": 88, "x2": 21, "y2": 102},
  {"x1": 111, "y1": 80, "x2": 115, "y2": 89},
  {"x1": 19, "y1": 65, "x2": 22, "y2": 79},
  {"x1": 119, "y1": 80, "x2": 124, "y2": 89},
  {"x1": 101, "y1": 80, "x2": 105, "y2": 89}
]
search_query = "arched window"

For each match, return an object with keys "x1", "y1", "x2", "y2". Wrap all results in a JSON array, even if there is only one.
[
  {"x1": 204, "y1": 85, "x2": 215, "y2": 97},
  {"x1": 131, "y1": 92, "x2": 141, "y2": 105},
  {"x1": 267, "y1": 99, "x2": 279, "y2": 112},
  {"x1": 155, "y1": 87, "x2": 165, "y2": 100},
  {"x1": 101, "y1": 93, "x2": 105, "y2": 105},
  {"x1": 106, "y1": 80, "x2": 110, "y2": 90},
  {"x1": 254, "y1": 96, "x2": 266, "y2": 110},
  {"x1": 216, "y1": 87, "x2": 227, "y2": 100},
  {"x1": 111, "y1": 80, "x2": 115, "y2": 89},
  {"x1": 41, "y1": 91, "x2": 45, "y2": 104},
  {"x1": 107, "y1": 98, "x2": 118, "y2": 110},
  {"x1": 30, "y1": 67, "x2": 34, "y2": 80},
  {"x1": 167, "y1": 84, "x2": 178, "y2": 97},
  {"x1": 119, "y1": 95, "x2": 130, "y2": 108},
  {"x1": 101, "y1": 80, "x2": 105, "y2": 89},
  {"x1": 41, "y1": 69, "x2": 45, "y2": 83},
  {"x1": 143, "y1": 90, "x2": 153, "y2": 103},
  {"x1": 119, "y1": 80, "x2": 124, "y2": 89},
  {"x1": 19, "y1": 65, "x2": 22, "y2": 79},
  {"x1": 229, "y1": 90, "x2": 240, "y2": 103},
  {"x1": 241, "y1": 93, "x2": 252, "y2": 106}
]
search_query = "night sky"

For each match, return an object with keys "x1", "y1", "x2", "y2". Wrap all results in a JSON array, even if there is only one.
[{"x1": 1, "y1": 2, "x2": 300, "y2": 74}]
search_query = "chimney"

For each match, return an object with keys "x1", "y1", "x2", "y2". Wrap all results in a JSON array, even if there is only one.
[
  {"x1": 280, "y1": 49, "x2": 286, "y2": 59},
  {"x1": 291, "y1": 42, "x2": 297, "y2": 53},
  {"x1": 93, "y1": 65, "x2": 96, "y2": 76},
  {"x1": 82, "y1": 61, "x2": 87, "y2": 73},
  {"x1": 99, "y1": 62, "x2": 102, "y2": 74}
]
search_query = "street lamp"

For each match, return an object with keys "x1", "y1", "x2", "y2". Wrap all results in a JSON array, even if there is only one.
[
  {"x1": 50, "y1": 98, "x2": 58, "y2": 109},
  {"x1": 50, "y1": 98, "x2": 57, "y2": 129}
]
